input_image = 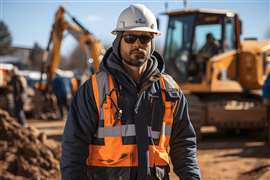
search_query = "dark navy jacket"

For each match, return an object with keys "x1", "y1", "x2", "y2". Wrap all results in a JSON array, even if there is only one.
[{"x1": 61, "y1": 48, "x2": 201, "y2": 180}]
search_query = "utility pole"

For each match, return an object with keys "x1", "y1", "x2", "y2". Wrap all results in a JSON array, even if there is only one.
[
  {"x1": 164, "y1": 2, "x2": 168, "y2": 12},
  {"x1": 183, "y1": 0, "x2": 187, "y2": 8}
]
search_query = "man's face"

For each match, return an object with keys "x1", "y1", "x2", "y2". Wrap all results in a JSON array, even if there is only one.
[
  {"x1": 120, "y1": 31, "x2": 153, "y2": 67},
  {"x1": 207, "y1": 35, "x2": 214, "y2": 44}
]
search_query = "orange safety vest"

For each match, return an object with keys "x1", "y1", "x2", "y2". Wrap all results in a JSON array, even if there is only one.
[{"x1": 87, "y1": 72, "x2": 178, "y2": 167}]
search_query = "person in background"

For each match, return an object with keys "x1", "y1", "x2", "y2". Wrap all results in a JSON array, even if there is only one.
[
  {"x1": 196, "y1": 32, "x2": 220, "y2": 80},
  {"x1": 198, "y1": 32, "x2": 219, "y2": 58},
  {"x1": 8, "y1": 67, "x2": 27, "y2": 126},
  {"x1": 52, "y1": 74, "x2": 71, "y2": 120}
]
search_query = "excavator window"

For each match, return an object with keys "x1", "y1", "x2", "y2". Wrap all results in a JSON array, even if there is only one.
[
  {"x1": 164, "y1": 14, "x2": 195, "y2": 82},
  {"x1": 224, "y1": 17, "x2": 236, "y2": 51},
  {"x1": 164, "y1": 12, "x2": 237, "y2": 83},
  {"x1": 193, "y1": 24, "x2": 221, "y2": 53}
]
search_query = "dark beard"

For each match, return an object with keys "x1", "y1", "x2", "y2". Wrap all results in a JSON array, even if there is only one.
[{"x1": 122, "y1": 57, "x2": 147, "y2": 67}]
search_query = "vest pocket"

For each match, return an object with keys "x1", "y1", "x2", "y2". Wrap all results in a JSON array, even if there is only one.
[{"x1": 88, "y1": 144, "x2": 138, "y2": 166}]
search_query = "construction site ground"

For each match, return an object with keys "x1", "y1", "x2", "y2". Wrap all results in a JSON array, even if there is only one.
[{"x1": 28, "y1": 120, "x2": 270, "y2": 180}]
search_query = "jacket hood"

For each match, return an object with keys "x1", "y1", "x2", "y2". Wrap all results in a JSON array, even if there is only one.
[
  {"x1": 99, "y1": 32, "x2": 165, "y2": 93},
  {"x1": 99, "y1": 47, "x2": 165, "y2": 88}
]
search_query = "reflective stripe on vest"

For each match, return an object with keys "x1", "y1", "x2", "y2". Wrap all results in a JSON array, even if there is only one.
[
  {"x1": 87, "y1": 72, "x2": 175, "y2": 167},
  {"x1": 94, "y1": 124, "x2": 172, "y2": 139}
]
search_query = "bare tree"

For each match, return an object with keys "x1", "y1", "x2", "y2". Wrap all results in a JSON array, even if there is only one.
[
  {"x1": 66, "y1": 42, "x2": 111, "y2": 73},
  {"x1": 29, "y1": 42, "x2": 44, "y2": 70},
  {"x1": 66, "y1": 45, "x2": 87, "y2": 71}
]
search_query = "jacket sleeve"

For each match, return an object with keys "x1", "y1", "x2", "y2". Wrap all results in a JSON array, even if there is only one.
[
  {"x1": 61, "y1": 79, "x2": 98, "y2": 180},
  {"x1": 169, "y1": 93, "x2": 201, "y2": 180}
]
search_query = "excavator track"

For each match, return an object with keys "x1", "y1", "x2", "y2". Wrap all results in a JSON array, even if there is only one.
[
  {"x1": 185, "y1": 94, "x2": 205, "y2": 139},
  {"x1": 185, "y1": 93, "x2": 269, "y2": 141},
  {"x1": 205, "y1": 96, "x2": 267, "y2": 129}
]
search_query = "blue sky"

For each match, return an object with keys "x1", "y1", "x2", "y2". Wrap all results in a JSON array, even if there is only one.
[{"x1": 1, "y1": 0, "x2": 270, "y2": 56}]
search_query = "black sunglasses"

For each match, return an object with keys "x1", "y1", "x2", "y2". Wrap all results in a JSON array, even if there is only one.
[{"x1": 123, "y1": 34, "x2": 153, "y2": 44}]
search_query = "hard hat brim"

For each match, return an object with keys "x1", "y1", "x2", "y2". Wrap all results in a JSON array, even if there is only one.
[{"x1": 111, "y1": 27, "x2": 161, "y2": 36}]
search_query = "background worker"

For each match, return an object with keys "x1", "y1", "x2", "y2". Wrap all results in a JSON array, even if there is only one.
[
  {"x1": 198, "y1": 32, "x2": 219, "y2": 58},
  {"x1": 52, "y1": 74, "x2": 71, "y2": 120},
  {"x1": 196, "y1": 32, "x2": 219, "y2": 79},
  {"x1": 8, "y1": 67, "x2": 27, "y2": 126},
  {"x1": 61, "y1": 4, "x2": 201, "y2": 179}
]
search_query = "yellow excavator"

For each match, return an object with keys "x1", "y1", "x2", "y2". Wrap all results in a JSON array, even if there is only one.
[
  {"x1": 40, "y1": 6, "x2": 105, "y2": 90},
  {"x1": 33, "y1": 6, "x2": 105, "y2": 119},
  {"x1": 162, "y1": 8, "x2": 270, "y2": 138}
]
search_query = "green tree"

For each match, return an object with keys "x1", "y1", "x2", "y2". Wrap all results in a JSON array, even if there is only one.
[{"x1": 0, "y1": 21, "x2": 12, "y2": 55}]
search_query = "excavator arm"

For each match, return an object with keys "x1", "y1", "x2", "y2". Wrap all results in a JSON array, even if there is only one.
[{"x1": 41, "y1": 6, "x2": 105, "y2": 91}]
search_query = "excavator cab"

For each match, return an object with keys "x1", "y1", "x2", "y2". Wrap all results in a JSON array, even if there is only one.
[{"x1": 164, "y1": 9, "x2": 240, "y2": 83}]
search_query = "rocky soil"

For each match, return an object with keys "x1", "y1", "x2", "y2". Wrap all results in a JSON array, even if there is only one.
[{"x1": 0, "y1": 109, "x2": 61, "y2": 180}]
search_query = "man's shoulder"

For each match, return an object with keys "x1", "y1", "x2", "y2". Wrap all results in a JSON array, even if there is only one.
[
  {"x1": 160, "y1": 73, "x2": 180, "y2": 91},
  {"x1": 83, "y1": 70, "x2": 111, "y2": 92},
  {"x1": 90, "y1": 71, "x2": 111, "y2": 87},
  {"x1": 160, "y1": 73, "x2": 184, "y2": 101},
  {"x1": 94, "y1": 70, "x2": 109, "y2": 79},
  {"x1": 82, "y1": 71, "x2": 108, "y2": 85},
  {"x1": 76, "y1": 77, "x2": 92, "y2": 95}
]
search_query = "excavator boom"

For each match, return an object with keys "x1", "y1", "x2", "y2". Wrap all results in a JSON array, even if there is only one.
[{"x1": 41, "y1": 6, "x2": 105, "y2": 90}]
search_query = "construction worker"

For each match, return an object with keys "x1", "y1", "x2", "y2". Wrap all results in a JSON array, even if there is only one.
[
  {"x1": 198, "y1": 32, "x2": 219, "y2": 58},
  {"x1": 8, "y1": 67, "x2": 27, "y2": 126},
  {"x1": 61, "y1": 4, "x2": 201, "y2": 180},
  {"x1": 52, "y1": 74, "x2": 71, "y2": 120},
  {"x1": 196, "y1": 32, "x2": 220, "y2": 80}
]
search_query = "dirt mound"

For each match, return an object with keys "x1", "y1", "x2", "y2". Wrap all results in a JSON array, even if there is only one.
[{"x1": 0, "y1": 109, "x2": 61, "y2": 180}]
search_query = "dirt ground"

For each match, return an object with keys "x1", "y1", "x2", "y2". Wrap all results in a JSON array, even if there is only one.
[
  {"x1": 197, "y1": 141, "x2": 270, "y2": 180},
  {"x1": 28, "y1": 120, "x2": 270, "y2": 180},
  {"x1": 169, "y1": 127, "x2": 270, "y2": 180}
]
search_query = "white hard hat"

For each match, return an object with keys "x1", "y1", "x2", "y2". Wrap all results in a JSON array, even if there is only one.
[{"x1": 112, "y1": 4, "x2": 161, "y2": 36}]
